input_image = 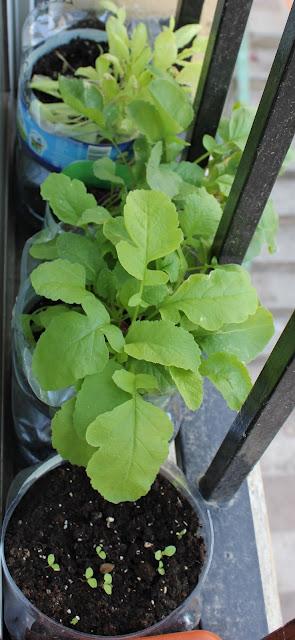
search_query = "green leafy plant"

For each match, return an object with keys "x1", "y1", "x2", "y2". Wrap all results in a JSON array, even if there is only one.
[
  {"x1": 30, "y1": 4, "x2": 204, "y2": 151},
  {"x1": 96, "y1": 545, "x2": 107, "y2": 560},
  {"x1": 155, "y1": 546, "x2": 176, "y2": 575},
  {"x1": 25, "y1": 157, "x2": 274, "y2": 504},
  {"x1": 47, "y1": 554, "x2": 60, "y2": 572},
  {"x1": 84, "y1": 567, "x2": 98, "y2": 588},
  {"x1": 70, "y1": 616, "x2": 80, "y2": 626},
  {"x1": 103, "y1": 573, "x2": 113, "y2": 595}
]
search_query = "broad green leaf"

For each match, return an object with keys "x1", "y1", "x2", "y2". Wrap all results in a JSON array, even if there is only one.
[
  {"x1": 59, "y1": 77, "x2": 105, "y2": 127},
  {"x1": 171, "y1": 161, "x2": 204, "y2": 187},
  {"x1": 228, "y1": 105, "x2": 254, "y2": 150},
  {"x1": 79, "y1": 206, "x2": 111, "y2": 226},
  {"x1": 32, "y1": 311, "x2": 109, "y2": 390},
  {"x1": 73, "y1": 361, "x2": 129, "y2": 439},
  {"x1": 117, "y1": 190, "x2": 183, "y2": 286},
  {"x1": 112, "y1": 369, "x2": 158, "y2": 394},
  {"x1": 29, "y1": 237, "x2": 58, "y2": 260},
  {"x1": 245, "y1": 200, "x2": 278, "y2": 263},
  {"x1": 41, "y1": 174, "x2": 97, "y2": 225},
  {"x1": 103, "y1": 216, "x2": 129, "y2": 246},
  {"x1": 199, "y1": 306, "x2": 274, "y2": 363},
  {"x1": 52, "y1": 398, "x2": 95, "y2": 467},
  {"x1": 131, "y1": 22, "x2": 148, "y2": 59},
  {"x1": 86, "y1": 395, "x2": 173, "y2": 502},
  {"x1": 31, "y1": 259, "x2": 86, "y2": 304},
  {"x1": 127, "y1": 100, "x2": 165, "y2": 143},
  {"x1": 56, "y1": 233, "x2": 103, "y2": 283},
  {"x1": 160, "y1": 268, "x2": 258, "y2": 330},
  {"x1": 128, "y1": 360, "x2": 174, "y2": 394},
  {"x1": 125, "y1": 320, "x2": 201, "y2": 371},
  {"x1": 81, "y1": 293, "x2": 110, "y2": 324},
  {"x1": 154, "y1": 30, "x2": 177, "y2": 71},
  {"x1": 93, "y1": 158, "x2": 124, "y2": 186},
  {"x1": 158, "y1": 252, "x2": 182, "y2": 283},
  {"x1": 200, "y1": 353, "x2": 252, "y2": 410},
  {"x1": 94, "y1": 267, "x2": 117, "y2": 302},
  {"x1": 146, "y1": 142, "x2": 182, "y2": 197},
  {"x1": 103, "y1": 324, "x2": 125, "y2": 352},
  {"x1": 149, "y1": 78, "x2": 194, "y2": 134},
  {"x1": 180, "y1": 188, "x2": 222, "y2": 244},
  {"x1": 169, "y1": 367, "x2": 203, "y2": 411},
  {"x1": 174, "y1": 24, "x2": 200, "y2": 49},
  {"x1": 31, "y1": 305, "x2": 70, "y2": 330}
]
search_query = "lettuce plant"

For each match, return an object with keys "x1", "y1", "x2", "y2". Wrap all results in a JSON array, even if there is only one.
[
  {"x1": 25, "y1": 166, "x2": 274, "y2": 504},
  {"x1": 30, "y1": 3, "x2": 203, "y2": 149}
]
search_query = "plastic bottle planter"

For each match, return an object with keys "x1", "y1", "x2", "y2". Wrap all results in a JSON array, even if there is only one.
[
  {"x1": 17, "y1": 11, "x2": 132, "y2": 224},
  {"x1": 12, "y1": 278, "x2": 186, "y2": 464},
  {"x1": 1, "y1": 457, "x2": 214, "y2": 640}
]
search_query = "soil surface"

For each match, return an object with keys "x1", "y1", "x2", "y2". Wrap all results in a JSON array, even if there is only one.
[
  {"x1": 6, "y1": 464, "x2": 205, "y2": 636},
  {"x1": 32, "y1": 37, "x2": 108, "y2": 103}
]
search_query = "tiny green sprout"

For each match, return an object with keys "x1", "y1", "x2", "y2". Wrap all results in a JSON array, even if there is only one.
[
  {"x1": 96, "y1": 545, "x2": 107, "y2": 560},
  {"x1": 176, "y1": 529, "x2": 187, "y2": 540},
  {"x1": 70, "y1": 616, "x2": 80, "y2": 626},
  {"x1": 84, "y1": 567, "x2": 97, "y2": 589},
  {"x1": 154, "y1": 546, "x2": 176, "y2": 575},
  {"x1": 47, "y1": 554, "x2": 60, "y2": 572},
  {"x1": 103, "y1": 573, "x2": 113, "y2": 596}
]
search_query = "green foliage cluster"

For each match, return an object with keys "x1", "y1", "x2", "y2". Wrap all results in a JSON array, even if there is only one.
[
  {"x1": 155, "y1": 546, "x2": 176, "y2": 575},
  {"x1": 30, "y1": 2, "x2": 205, "y2": 149},
  {"x1": 24, "y1": 110, "x2": 276, "y2": 503}
]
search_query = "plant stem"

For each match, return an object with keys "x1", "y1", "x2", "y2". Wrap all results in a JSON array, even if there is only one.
[{"x1": 194, "y1": 151, "x2": 210, "y2": 165}]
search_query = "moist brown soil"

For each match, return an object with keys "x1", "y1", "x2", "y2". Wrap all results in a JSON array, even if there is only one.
[
  {"x1": 32, "y1": 37, "x2": 108, "y2": 103},
  {"x1": 6, "y1": 464, "x2": 205, "y2": 636}
]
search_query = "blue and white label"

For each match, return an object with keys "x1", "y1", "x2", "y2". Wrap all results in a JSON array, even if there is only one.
[{"x1": 17, "y1": 28, "x2": 133, "y2": 172}]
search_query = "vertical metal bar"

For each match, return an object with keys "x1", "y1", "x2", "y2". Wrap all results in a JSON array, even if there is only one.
[
  {"x1": 175, "y1": 0, "x2": 205, "y2": 29},
  {"x1": 211, "y1": 4, "x2": 295, "y2": 264},
  {"x1": 186, "y1": 0, "x2": 253, "y2": 162},
  {"x1": 200, "y1": 312, "x2": 295, "y2": 503}
]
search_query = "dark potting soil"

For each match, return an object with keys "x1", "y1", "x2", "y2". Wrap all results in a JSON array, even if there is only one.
[
  {"x1": 6, "y1": 464, "x2": 206, "y2": 636},
  {"x1": 32, "y1": 37, "x2": 108, "y2": 103}
]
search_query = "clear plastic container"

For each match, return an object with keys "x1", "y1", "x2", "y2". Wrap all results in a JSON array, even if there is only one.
[
  {"x1": 12, "y1": 277, "x2": 186, "y2": 462},
  {"x1": 1, "y1": 456, "x2": 214, "y2": 640}
]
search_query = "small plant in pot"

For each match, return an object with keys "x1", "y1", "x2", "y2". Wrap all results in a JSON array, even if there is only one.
[{"x1": 4, "y1": 162, "x2": 276, "y2": 636}]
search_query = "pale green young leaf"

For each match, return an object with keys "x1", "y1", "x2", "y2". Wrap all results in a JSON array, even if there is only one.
[
  {"x1": 41, "y1": 174, "x2": 97, "y2": 225},
  {"x1": 56, "y1": 233, "x2": 103, "y2": 283},
  {"x1": 127, "y1": 100, "x2": 165, "y2": 143},
  {"x1": 149, "y1": 78, "x2": 194, "y2": 134},
  {"x1": 103, "y1": 324, "x2": 125, "y2": 352},
  {"x1": 160, "y1": 268, "x2": 258, "y2": 330},
  {"x1": 88, "y1": 578, "x2": 97, "y2": 589},
  {"x1": 174, "y1": 24, "x2": 200, "y2": 49},
  {"x1": 103, "y1": 217, "x2": 129, "y2": 246},
  {"x1": 180, "y1": 188, "x2": 222, "y2": 244},
  {"x1": 85, "y1": 567, "x2": 94, "y2": 579},
  {"x1": 200, "y1": 353, "x2": 252, "y2": 411},
  {"x1": 112, "y1": 369, "x2": 158, "y2": 394},
  {"x1": 106, "y1": 16, "x2": 130, "y2": 62},
  {"x1": 169, "y1": 367, "x2": 203, "y2": 411},
  {"x1": 228, "y1": 105, "x2": 254, "y2": 150},
  {"x1": 52, "y1": 398, "x2": 95, "y2": 466},
  {"x1": 125, "y1": 320, "x2": 201, "y2": 371},
  {"x1": 59, "y1": 77, "x2": 105, "y2": 127},
  {"x1": 128, "y1": 360, "x2": 174, "y2": 394},
  {"x1": 29, "y1": 237, "x2": 58, "y2": 260},
  {"x1": 32, "y1": 311, "x2": 109, "y2": 390},
  {"x1": 31, "y1": 259, "x2": 86, "y2": 304},
  {"x1": 81, "y1": 293, "x2": 110, "y2": 325},
  {"x1": 74, "y1": 361, "x2": 129, "y2": 439},
  {"x1": 245, "y1": 200, "x2": 278, "y2": 263},
  {"x1": 171, "y1": 161, "x2": 204, "y2": 187},
  {"x1": 78, "y1": 206, "x2": 111, "y2": 226},
  {"x1": 32, "y1": 305, "x2": 70, "y2": 331},
  {"x1": 153, "y1": 30, "x2": 178, "y2": 71},
  {"x1": 93, "y1": 158, "x2": 125, "y2": 185},
  {"x1": 117, "y1": 190, "x2": 183, "y2": 286},
  {"x1": 199, "y1": 306, "x2": 274, "y2": 364},
  {"x1": 131, "y1": 22, "x2": 148, "y2": 59},
  {"x1": 48, "y1": 554, "x2": 55, "y2": 565},
  {"x1": 86, "y1": 395, "x2": 173, "y2": 502},
  {"x1": 146, "y1": 142, "x2": 183, "y2": 197}
]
